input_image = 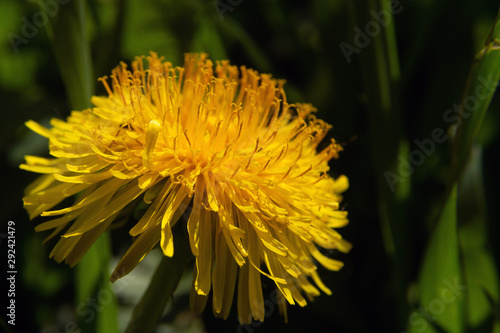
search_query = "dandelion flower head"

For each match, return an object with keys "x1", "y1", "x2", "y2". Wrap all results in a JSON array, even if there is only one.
[{"x1": 21, "y1": 52, "x2": 351, "y2": 323}]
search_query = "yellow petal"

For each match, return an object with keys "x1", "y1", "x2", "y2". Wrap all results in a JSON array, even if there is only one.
[
  {"x1": 160, "y1": 217, "x2": 174, "y2": 257},
  {"x1": 187, "y1": 177, "x2": 204, "y2": 256},
  {"x1": 20, "y1": 164, "x2": 64, "y2": 174},
  {"x1": 332, "y1": 174, "x2": 349, "y2": 193},
  {"x1": 310, "y1": 245, "x2": 344, "y2": 271},
  {"x1": 63, "y1": 180, "x2": 145, "y2": 236},
  {"x1": 41, "y1": 178, "x2": 123, "y2": 217},
  {"x1": 212, "y1": 229, "x2": 237, "y2": 318},
  {"x1": 237, "y1": 263, "x2": 252, "y2": 324},
  {"x1": 131, "y1": 180, "x2": 172, "y2": 236},
  {"x1": 25, "y1": 120, "x2": 51, "y2": 138},
  {"x1": 310, "y1": 270, "x2": 332, "y2": 295},
  {"x1": 138, "y1": 172, "x2": 159, "y2": 189},
  {"x1": 65, "y1": 214, "x2": 116, "y2": 267},
  {"x1": 24, "y1": 155, "x2": 60, "y2": 166},
  {"x1": 111, "y1": 223, "x2": 161, "y2": 282},
  {"x1": 190, "y1": 268, "x2": 209, "y2": 314},
  {"x1": 194, "y1": 209, "x2": 213, "y2": 295},
  {"x1": 54, "y1": 171, "x2": 112, "y2": 184}
]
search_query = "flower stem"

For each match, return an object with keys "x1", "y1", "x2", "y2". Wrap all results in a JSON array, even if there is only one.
[{"x1": 126, "y1": 228, "x2": 193, "y2": 333}]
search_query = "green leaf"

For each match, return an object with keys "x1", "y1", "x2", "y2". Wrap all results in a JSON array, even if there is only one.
[
  {"x1": 451, "y1": 8, "x2": 500, "y2": 183},
  {"x1": 414, "y1": 185, "x2": 465, "y2": 333},
  {"x1": 76, "y1": 233, "x2": 119, "y2": 333},
  {"x1": 458, "y1": 146, "x2": 499, "y2": 328},
  {"x1": 45, "y1": 0, "x2": 94, "y2": 110},
  {"x1": 460, "y1": 230, "x2": 499, "y2": 327}
]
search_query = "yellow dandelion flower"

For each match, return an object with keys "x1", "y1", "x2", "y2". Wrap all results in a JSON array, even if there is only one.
[{"x1": 21, "y1": 52, "x2": 351, "y2": 323}]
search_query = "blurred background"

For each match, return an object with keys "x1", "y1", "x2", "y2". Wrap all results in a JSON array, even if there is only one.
[{"x1": 1, "y1": 0, "x2": 499, "y2": 332}]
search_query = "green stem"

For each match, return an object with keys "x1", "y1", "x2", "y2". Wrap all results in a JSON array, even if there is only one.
[
  {"x1": 45, "y1": 0, "x2": 94, "y2": 110},
  {"x1": 75, "y1": 233, "x2": 118, "y2": 333},
  {"x1": 349, "y1": 0, "x2": 409, "y2": 326},
  {"x1": 126, "y1": 228, "x2": 193, "y2": 333},
  {"x1": 450, "y1": 8, "x2": 500, "y2": 188}
]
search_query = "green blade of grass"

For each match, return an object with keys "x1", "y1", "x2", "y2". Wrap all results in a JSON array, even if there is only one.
[
  {"x1": 451, "y1": 8, "x2": 500, "y2": 184},
  {"x1": 413, "y1": 185, "x2": 465, "y2": 333},
  {"x1": 348, "y1": 0, "x2": 409, "y2": 326},
  {"x1": 76, "y1": 233, "x2": 119, "y2": 333},
  {"x1": 45, "y1": 0, "x2": 94, "y2": 110},
  {"x1": 458, "y1": 146, "x2": 499, "y2": 329}
]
